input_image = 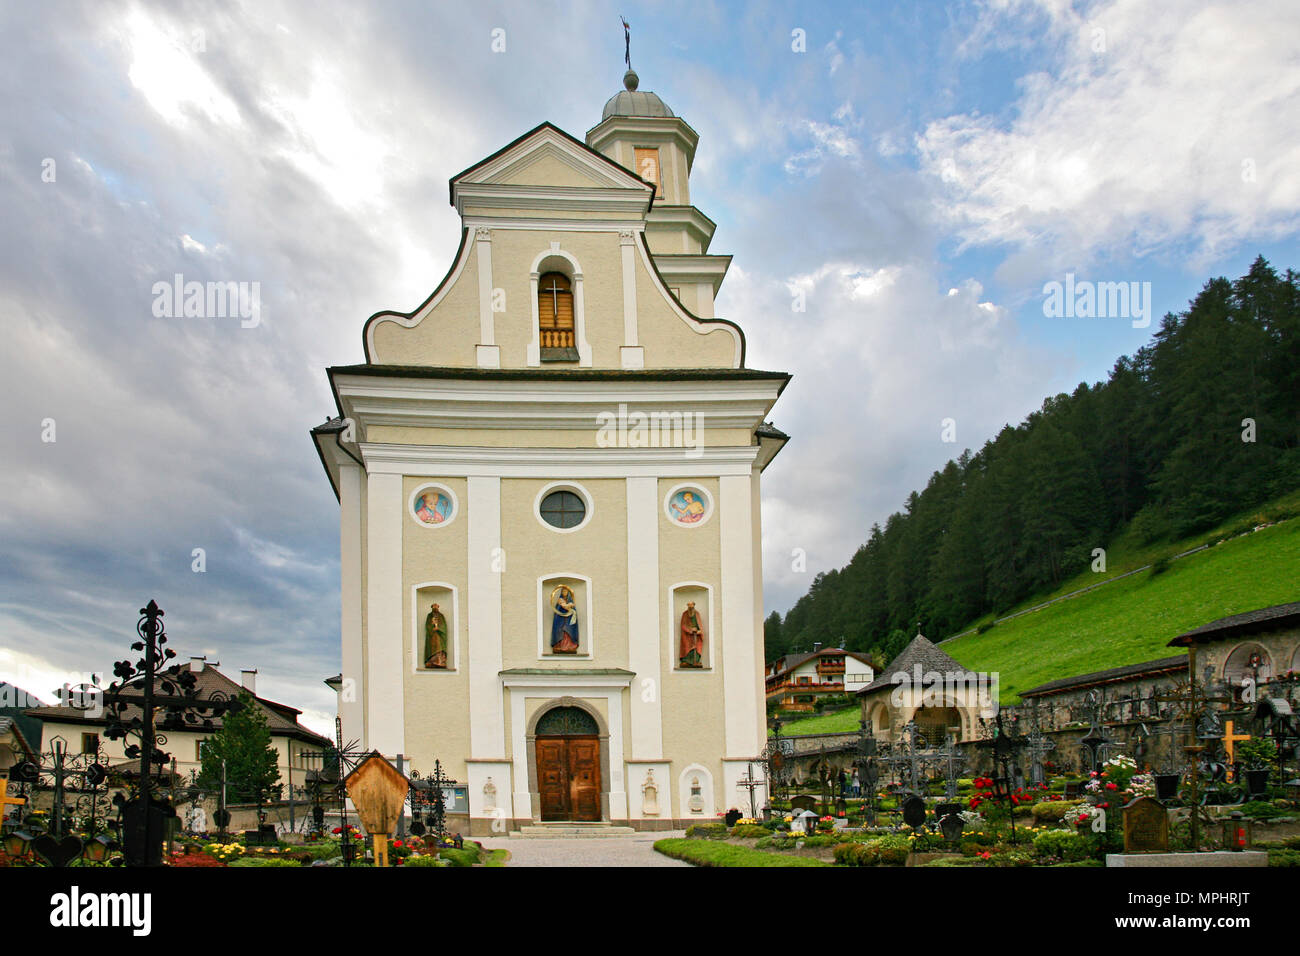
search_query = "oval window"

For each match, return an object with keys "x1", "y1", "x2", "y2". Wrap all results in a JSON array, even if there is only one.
[{"x1": 539, "y1": 490, "x2": 586, "y2": 529}]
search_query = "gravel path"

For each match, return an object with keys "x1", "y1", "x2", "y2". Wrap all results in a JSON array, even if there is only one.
[{"x1": 477, "y1": 831, "x2": 690, "y2": 867}]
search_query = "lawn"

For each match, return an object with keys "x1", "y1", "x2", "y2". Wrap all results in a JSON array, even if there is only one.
[
  {"x1": 772, "y1": 705, "x2": 860, "y2": 736},
  {"x1": 653, "y1": 838, "x2": 830, "y2": 867},
  {"x1": 945, "y1": 517, "x2": 1300, "y2": 702}
]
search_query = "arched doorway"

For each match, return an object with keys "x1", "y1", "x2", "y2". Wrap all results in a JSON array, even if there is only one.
[{"x1": 533, "y1": 705, "x2": 602, "y2": 822}]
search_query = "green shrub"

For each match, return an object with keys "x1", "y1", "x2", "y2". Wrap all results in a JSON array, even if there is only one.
[
  {"x1": 730, "y1": 823, "x2": 768, "y2": 839},
  {"x1": 1268, "y1": 848, "x2": 1300, "y2": 867},
  {"x1": 403, "y1": 854, "x2": 445, "y2": 867},
  {"x1": 1032, "y1": 800, "x2": 1083, "y2": 822},
  {"x1": 1240, "y1": 800, "x2": 1288, "y2": 820},
  {"x1": 1033, "y1": 829, "x2": 1092, "y2": 863},
  {"x1": 438, "y1": 847, "x2": 480, "y2": 867},
  {"x1": 832, "y1": 834, "x2": 910, "y2": 866},
  {"x1": 228, "y1": 857, "x2": 303, "y2": 867},
  {"x1": 800, "y1": 835, "x2": 836, "y2": 847},
  {"x1": 685, "y1": 823, "x2": 729, "y2": 840}
]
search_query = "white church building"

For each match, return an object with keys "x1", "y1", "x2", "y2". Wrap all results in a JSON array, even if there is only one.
[{"x1": 312, "y1": 65, "x2": 789, "y2": 833}]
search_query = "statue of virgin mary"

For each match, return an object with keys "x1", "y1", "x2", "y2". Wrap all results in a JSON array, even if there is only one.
[{"x1": 550, "y1": 585, "x2": 580, "y2": 653}]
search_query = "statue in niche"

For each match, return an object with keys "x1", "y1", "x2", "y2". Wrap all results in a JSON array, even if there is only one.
[
  {"x1": 679, "y1": 600, "x2": 705, "y2": 668},
  {"x1": 424, "y1": 602, "x2": 448, "y2": 669},
  {"x1": 483, "y1": 777, "x2": 497, "y2": 812},
  {"x1": 550, "y1": 584, "x2": 580, "y2": 653},
  {"x1": 641, "y1": 770, "x2": 660, "y2": 816},
  {"x1": 688, "y1": 776, "x2": 704, "y2": 813}
]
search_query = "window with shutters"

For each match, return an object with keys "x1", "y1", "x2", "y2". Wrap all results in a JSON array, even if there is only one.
[
  {"x1": 634, "y1": 147, "x2": 661, "y2": 197},
  {"x1": 537, "y1": 271, "x2": 578, "y2": 360}
]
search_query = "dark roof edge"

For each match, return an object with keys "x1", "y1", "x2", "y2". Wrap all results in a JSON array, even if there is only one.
[
  {"x1": 1019, "y1": 655, "x2": 1189, "y2": 698},
  {"x1": 328, "y1": 363, "x2": 791, "y2": 385}
]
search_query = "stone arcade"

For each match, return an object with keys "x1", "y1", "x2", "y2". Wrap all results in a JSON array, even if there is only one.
[{"x1": 312, "y1": 67, "x2": 789, "y2": 835}]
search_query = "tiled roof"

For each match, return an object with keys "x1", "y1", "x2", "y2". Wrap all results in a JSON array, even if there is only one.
[
  {"x1": 23, "y1": 665, "x2": 330, "y2": 747},
  {"x1": 1167, "y1": 602, "x2": 1300, "y2": 647},
  {"x1": 857, "y1": 634, "x2": 979, "y2": 695},
  {"x1": 1019, "y1": 655, "x2": 1188, "y2": 698}
]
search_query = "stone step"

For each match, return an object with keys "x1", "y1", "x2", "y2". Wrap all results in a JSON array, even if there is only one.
[{"x1": 511, "y1": 824, "x2": 639, "y2": 839}]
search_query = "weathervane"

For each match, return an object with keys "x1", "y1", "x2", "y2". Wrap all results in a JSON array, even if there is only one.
[{"x1": 622, "y1": 16, "x2": 631, "y2": 70}]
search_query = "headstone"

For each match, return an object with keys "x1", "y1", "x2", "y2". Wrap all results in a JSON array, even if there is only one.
[
  {"x1": 724, "y1": 808, "x2": 742, "y2": 827},
  {"x1": 1063, "y1": 780, "x2": 1083, "y2": 799},
  {"x1": 789, "y1": 794, "x2": 817, "y2": 813},
  {"x1": 901, "y1": 795, "x2": 927, "y2": 829},
  {"x1": 1122, "y1": 797, "x2": 1169, "y2": 854},
  {"x1": 797, "y1": 810, "x2": 818, "y2": 834}
]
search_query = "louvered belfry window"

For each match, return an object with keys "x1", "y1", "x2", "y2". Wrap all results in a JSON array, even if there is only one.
[{"x1": 538, "y1": 272, "x2": 575, "y2": 349}]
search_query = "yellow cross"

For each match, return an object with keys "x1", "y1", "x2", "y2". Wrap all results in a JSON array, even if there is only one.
[
  {"x1": 0, "y1": 777, "x2": 27, "y2": 815},
  {"x1": 1222, "y1": 720, "x2": 1251, "y2": 765}
]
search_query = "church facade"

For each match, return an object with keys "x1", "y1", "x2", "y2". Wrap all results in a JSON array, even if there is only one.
[{"x1": 312, "y1": 69, "x2": 789, "y2": 833}]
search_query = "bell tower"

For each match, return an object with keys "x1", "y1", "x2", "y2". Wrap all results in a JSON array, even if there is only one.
[{"x1": 586, "y1": 54, "x2": 732, "y2": 319}]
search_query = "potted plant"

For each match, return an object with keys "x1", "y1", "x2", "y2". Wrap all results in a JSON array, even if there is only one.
[{"x1": 1235, "y1": 739, "x2": 1277, "y2": 798}]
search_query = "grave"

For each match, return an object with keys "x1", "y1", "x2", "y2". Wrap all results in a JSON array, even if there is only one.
[{"x1": 1121, "y1": 797, "x2": 1169, "y2": 854}]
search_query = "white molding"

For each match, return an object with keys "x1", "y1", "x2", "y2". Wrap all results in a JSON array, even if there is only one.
[
  {"x1": 621, "y1": 231, "x2": 638, "y2": 348},
  {"x1": 364, "y1": 472, "x2": 404, "y2": 756},
  {"x1": 626, "y1": 476, "x2": 662, "y2": 760},
  {"x1": 505, "y1": 682, "x2": 629, "y2": 823},
  {"x1": 533, "y1": 480, "x2": 594, "y2": 533},
  {"x1": 678, "y1": 763, "x2": 715, "y2": 819},
  {"x1": 410, "y1": 581, "x2": 460, "y2": 674},
  {"x1": 633, "y1": 239, "x2": 742, "y2": 368},
  {"x1": 536, "y1": 572, "x2": 595, "y2": 660},
  {"x1": 528, "y1": 245, "x2": 591, "y2": 367},
  {"x1": 467, "y1": 476, "x2": 505, "y2": 759},
  {"x1": 364, "y1": 232, "x2": 473, "y2": 362},
  {"x1": 361, "y1": 443, "x2": 760, "y2": 477},
  {"x1": 501, "y1": 673, "x2": 633, "y2": 689},
  {"x1": 407, "y1": 481, "x2": 459, "y2": 529},
  {"x1": 668, "y1": 580, "x2": 716, "y2": 672},
  {"x1": 719, "y1": 474, "x2": 761, "y2": 760},
  {"x1": 338, "y1": 463, "x2": 364, "y2": 750},
  {"x1": 664, "y1": 482, "x2": 714, "y2": 528},
  {"x1": 464, "y1": 216, "x2": 648, "y2": 234},
  {"x1": 456, "y1": 183, "x2": 650, "y2": 218},
  {"x1": 475, "y1": 227, "x2": 494, "y2": 346}
]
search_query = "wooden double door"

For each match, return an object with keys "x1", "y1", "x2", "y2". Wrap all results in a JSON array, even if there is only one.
[{"x1": 536, "y1": 735, "x2": 602, "y2": 822}]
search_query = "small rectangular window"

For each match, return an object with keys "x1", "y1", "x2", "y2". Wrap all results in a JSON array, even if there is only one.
[
  {"x1": 634, "y1": 147, "x2": 661, "y2": 197},
  {"x1": 81, "y1": 733, "x2": 99, "y2": 754}
]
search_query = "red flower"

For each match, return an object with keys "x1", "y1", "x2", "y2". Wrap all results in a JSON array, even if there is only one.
[
  {"x1": 393, "y1": 839, "x2": 403, "y2": 847},
  {"x1": 332, "y1": 827, "x2": 342, "y2": 834},
  {"x1": 1105, "y1": 782, "x2": 1117, "y2": 791}
]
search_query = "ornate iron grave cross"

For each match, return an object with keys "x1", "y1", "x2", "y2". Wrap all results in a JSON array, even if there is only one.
[
  {"x1": 736, "y1": 764, "x2": 764, "y2": 819},
  {"x1": 934, "y1": 733, "x2": 969, "y2": 799},
  {"x1": 411, "y1": 759, "x2": 459, "y2": 841},
  {"x1": 1155, "y1": 650, "x2": 1235, "y2": 850},
  {"x1": 1025, "y1": 702, "x2": 1057, "y2": 787},
  {"x1": 1079, "y1": 689, "x2": 1116, "y2": 774},
  {"x1": 853, "y1": 718, "x2": 880, "y2": 820},
  {"x1": 976, "y1": 711, "x2": 1029, "y2": 844}
]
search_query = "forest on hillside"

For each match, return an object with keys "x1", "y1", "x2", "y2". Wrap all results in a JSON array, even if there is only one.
[{"x1": 766, "y1": 257, "x2": 1300, "y2": 666}]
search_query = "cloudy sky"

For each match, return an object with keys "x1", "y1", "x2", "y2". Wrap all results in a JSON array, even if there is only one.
[{"x1": 2, "y1": 0, "x2": 1297, "y2": 735}]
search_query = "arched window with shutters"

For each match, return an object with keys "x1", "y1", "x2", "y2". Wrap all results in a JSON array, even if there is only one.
[{"x1": 537, "y1": 271, "x2": 577, "y2": 360}]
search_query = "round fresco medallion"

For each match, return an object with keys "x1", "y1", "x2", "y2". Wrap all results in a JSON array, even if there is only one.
[
  {"x1": 667, "y1": 487, "x2": 709, "y2": 526},
  {"x1": 413, "y1": 489, "x2": 453, "y2": 526}
]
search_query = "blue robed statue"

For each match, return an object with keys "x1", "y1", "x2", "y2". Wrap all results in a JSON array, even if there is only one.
[{"x1": 550, "y1": 584, "x2": 579, "y2": 653}]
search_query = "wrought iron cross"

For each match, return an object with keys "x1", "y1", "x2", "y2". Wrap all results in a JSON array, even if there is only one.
[{"x1": 735, "y1": 764, "x2": 763, "y2": 819}]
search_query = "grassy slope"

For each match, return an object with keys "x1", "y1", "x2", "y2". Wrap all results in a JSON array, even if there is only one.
[
  {"x1": 946, "y1": 517, "x2": 1299, "y2": 702},
  {"x1": 775, "y1": 492, "x2": 1300, "y2": 732}
]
